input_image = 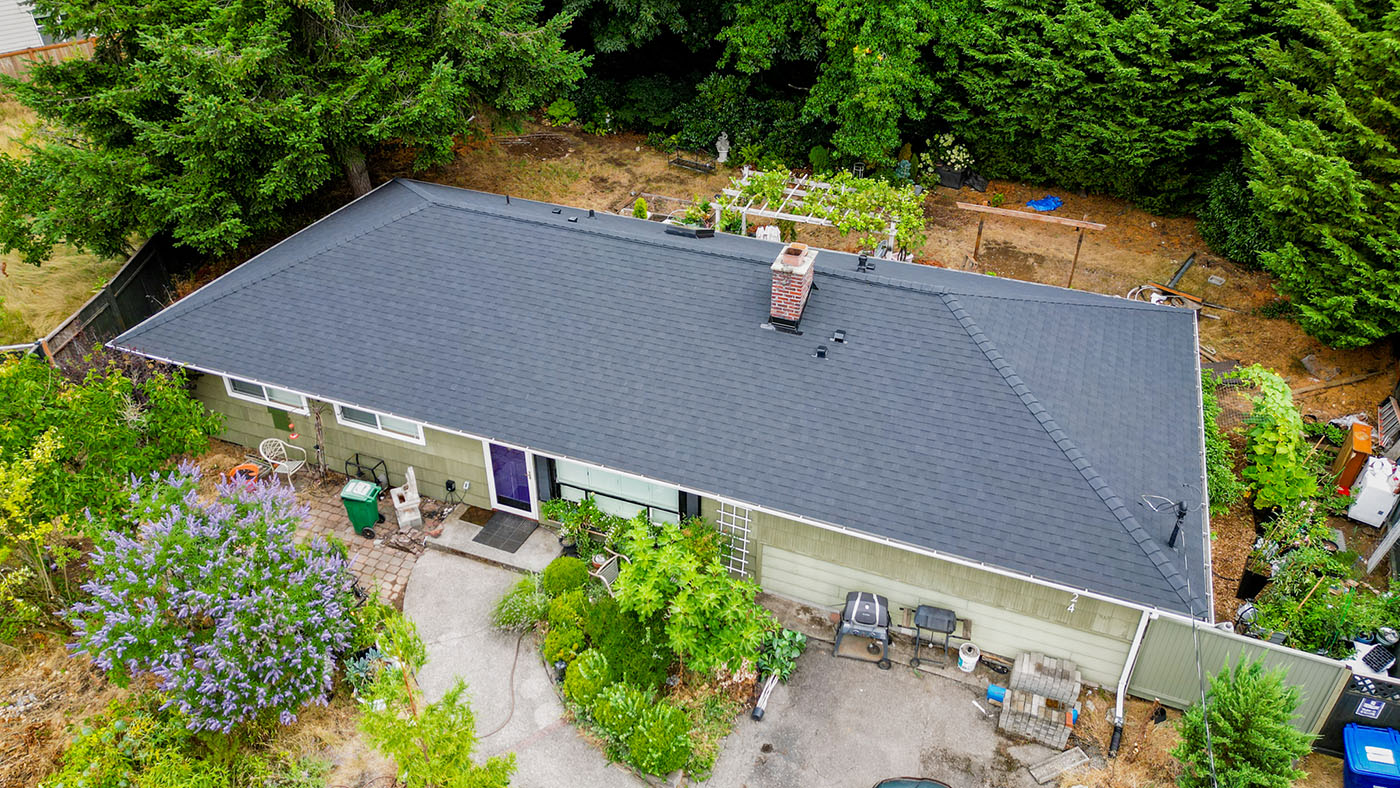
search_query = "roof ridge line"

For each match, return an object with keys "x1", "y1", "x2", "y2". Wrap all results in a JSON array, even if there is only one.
[
  {"x1": 938, "y1": 291, "x2": 1195, "y2": 610},
  {"x1": 417, "y1": 192, "x2": 776, "y2": 269},
  {"x1": 820, "y1": 268, "x2": 1180, "y2": 313},
  {"x1": 119, "y1": 199, "x2": 433, "y2": 342}
]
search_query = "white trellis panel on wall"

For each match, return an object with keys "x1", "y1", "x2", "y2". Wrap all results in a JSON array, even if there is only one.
[{"x1": 715, "y1": 502, "x2": 752, "y2": 579}]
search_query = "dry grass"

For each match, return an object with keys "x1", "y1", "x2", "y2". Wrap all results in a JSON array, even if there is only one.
[
  {"x1": 276, "y1": 690, "x2": 397, "y2": 788},
  {"x1": 0, "y1": 97, "x2": 123, "y2": 345},
  {"x1": 0, "y1": 635, "x2": 132, "y2": 788},
  {"x1": 1062, "y1": 691, "x2": 1181, "y2": 788}
]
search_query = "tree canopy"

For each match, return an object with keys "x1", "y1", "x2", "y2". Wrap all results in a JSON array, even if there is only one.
[
  {"x1": 0, "y1": 0, "x2": 588, "y2": 263},
  {"x1": 1232, "y1": 0, "x2": 1399, "y2": 348}
]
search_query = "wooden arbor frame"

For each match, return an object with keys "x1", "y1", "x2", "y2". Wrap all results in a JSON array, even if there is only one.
[
  {"x1": 956, "y1": 202, "x2": 1107, "y2": 289},
  {"x1": 718, "y1": 169, "x2": 901, "y2": 252}
]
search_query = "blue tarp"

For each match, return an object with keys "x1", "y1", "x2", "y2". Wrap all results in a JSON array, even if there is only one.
[{"x1": 1027, "y1": 195, "x2": 1063, "y2": 212}]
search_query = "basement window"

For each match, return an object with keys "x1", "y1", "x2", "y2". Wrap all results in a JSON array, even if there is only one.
[
  {"x1": 334, "y1": 404, "x2": 425, "y2": 445},
  {"x1": 224, "y1": 376, "x2": 307, "y2": 414}
]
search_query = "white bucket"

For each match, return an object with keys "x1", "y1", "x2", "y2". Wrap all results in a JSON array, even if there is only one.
[{"x1": 958, "y1": 642, "x2": 981, "y2": 672}]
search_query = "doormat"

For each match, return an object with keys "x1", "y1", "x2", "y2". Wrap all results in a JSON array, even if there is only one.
[
  {"x1": 463, "y1": 506, "x2": 494, "y2": 526},
  {"x1": 472, "y1": 512, "x2": 537, "y2": 553}
]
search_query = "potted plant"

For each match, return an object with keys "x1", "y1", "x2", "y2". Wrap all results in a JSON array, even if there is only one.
[{"x1": 923, "y1": 134, "x2": 974, "y2": 189}]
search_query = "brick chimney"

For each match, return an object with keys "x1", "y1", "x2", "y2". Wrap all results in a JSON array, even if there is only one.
[{"x1": 770, "y1": 243, "x2": 816, "y2": 329}]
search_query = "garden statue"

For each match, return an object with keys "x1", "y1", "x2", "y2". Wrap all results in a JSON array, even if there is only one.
[{"x1": 716, "y1": 132, "x2": 730, "y2": 164}]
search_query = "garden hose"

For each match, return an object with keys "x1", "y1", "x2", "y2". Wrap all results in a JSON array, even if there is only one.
[{"x1": 479, "y1": 630, "x2": 528, "y2": 739}]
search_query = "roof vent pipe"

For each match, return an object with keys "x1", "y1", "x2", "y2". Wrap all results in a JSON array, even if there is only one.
[
  {"x1": 813, "y1": 345, "x2": 828, "y2": 359},
  {"x1": 771, "y1": 243, "x2": 816, "y2": 330}
]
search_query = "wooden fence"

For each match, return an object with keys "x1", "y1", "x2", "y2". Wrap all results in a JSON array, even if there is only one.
[
  {"x1": 3, "y1": 234, "x2": 199, "y2": 370},
  {"x1": 0, "y1": 37, "x2": 95, "y2": 80},
  {"x1": 1129, "y1": 614, "x2": 1350, "y2": 734}
]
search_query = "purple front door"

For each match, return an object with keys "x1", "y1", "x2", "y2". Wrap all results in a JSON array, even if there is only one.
[{"x1": 489, "y1": 443, "x2": 532, "y2": 513}]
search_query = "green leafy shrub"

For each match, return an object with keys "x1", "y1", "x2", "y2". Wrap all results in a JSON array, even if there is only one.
[
  {"x1": 628, "y1": 702, "x2": 692, "y2": 776},
  {"x1": 1238, "y1": 366, "x2": 1317, "y2": 510},
  {"x1": 360, "y1": 612, "x2": 516, "y2": 788},
  {"x1": 808, "y1": 145, "x2": 832, "y2": 174},
  {"x1": 563, "y1": 648, "x2": 612, "y2": 706},
  {"x1": 1202, "y1": 371, "x2": 1246, "y2": 514},
  {"x1": 545, "y1": 98, "x2": 577, "y2": 126},
  {"x1": 548, "y1": 588, "x2": 589, "y2": 631},
  {"x1": 45, "y1": 695, "x2": 228, "y2": 788},
  {"x1": 591, "y1": 682, "x2": 651, "y2": 742},
  {"x1": 596, "y1": 608, "x2": 672, "y2": 691},
  {"x1": 350, "y1": 587, "x2": 397, "y2": 652},
  {"x1": 1173, "y1": 658, "x2": 1312, "y2": 788},
  {"x1": 542, "y1": 624, "x2": 586, "y2": 664},
  {"x1": 344, "y1": 647, "x2": 384, "y2": 694},
  {"x1": 541, "y1": 555, "x2": 590, "y2": 598},
  {"x1": 631, "y1": 197, "x2": 649, "y2": 219},
  {"x1": 1253, "y1": 546, "x2": 1369, "y2": 657},
  {"x1": 1197, "y1": 162, "x2": 1275, "y2": 268},
  {"x1": 491, "y1": 573, "x2": 549, "y2": 632},
  {"x1": 616, "y1": 516, "x2": 775, "y2": 676},
  {"x1": 756, "y1": 627, "x2": 807, "y2": 682}
]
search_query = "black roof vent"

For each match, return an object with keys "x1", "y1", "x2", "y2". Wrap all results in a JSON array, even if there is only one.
[
  {"x1": 813, "y1": 345, "x2": 828, "y2": 359},
  {"x1": 568, "y1": 216, "x2": 578, "y2": 223},
  {"x1": 588, "y1": 208, "x2": 595, "y2": 218},
  {"x1": 832, "y1": 329, "x2": 847, "y2": 343},
  {"x1": 664, "y1": 226, "x2": 715, "y2": 239},
  {"x1": 856, "y1": 254, "x2": 875, "y2": 273},
  {"x1": 551, "y1": 208, "x2": 561, "y2": 214}
]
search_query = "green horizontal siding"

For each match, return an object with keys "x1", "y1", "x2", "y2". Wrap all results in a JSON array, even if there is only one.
[
  {"x1": 195, "y1": 374, "x2": 490, "y2": 508},
  {"x1": 1129, "y1": 615, "x2": 1348, "y2": 733},
  {"x1": 702, "y1": 498, "x2": 1140, "y2": 686}
]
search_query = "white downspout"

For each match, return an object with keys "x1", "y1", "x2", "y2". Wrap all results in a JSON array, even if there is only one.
[{"x1": 1111, "y1": 609, "x2": 1153, "y2": 756}]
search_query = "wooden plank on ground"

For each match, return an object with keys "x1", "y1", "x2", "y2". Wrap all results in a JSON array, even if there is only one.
[
  {"x1": 1028, "y1": 747, "x2": 1089, "y2": 784},
  {"x1": 1292, "y1": 370, "x2": 1387, "y2": 396},
  {"x1": 955, "y1": 202, "x2": 1107, "y2": 231}
]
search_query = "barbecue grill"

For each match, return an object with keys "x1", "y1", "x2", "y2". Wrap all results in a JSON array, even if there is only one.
[{"x1": 833, "y1": 591, "x2": 892, "y2": 670}]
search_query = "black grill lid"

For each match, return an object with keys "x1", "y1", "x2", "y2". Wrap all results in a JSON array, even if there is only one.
[{"x1": 844, "y1": 591, "x2": 889, "y2": 627}]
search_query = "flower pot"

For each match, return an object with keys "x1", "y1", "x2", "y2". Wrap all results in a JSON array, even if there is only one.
[
  {"x1": 590, "y1": 553, "x2": 606, "y2": 569},
  {"x1": 1236, "y1": 569, "x2": 1271, "y2": 600},
  {"x1": 935, "y1": 165, "x2": 966, "y2": 189}
]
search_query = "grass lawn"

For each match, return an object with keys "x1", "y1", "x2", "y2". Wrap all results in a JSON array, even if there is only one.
[{"x1": 0, "y1": 97, "x2": 123, "y2": 345}]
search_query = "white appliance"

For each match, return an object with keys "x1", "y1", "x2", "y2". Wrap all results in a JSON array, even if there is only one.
[{"x1": 1348, "y1": 457, "x2": 1400, "y2": 527}]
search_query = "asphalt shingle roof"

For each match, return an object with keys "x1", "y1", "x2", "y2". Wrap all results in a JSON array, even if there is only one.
[{"x1": 113, "y1": 179, "x2": 1210, "y2": 616}]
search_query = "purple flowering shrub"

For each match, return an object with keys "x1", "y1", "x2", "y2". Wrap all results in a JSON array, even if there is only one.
[{"x1": 68, "y1": 462, "x2": 354, "y2": 733}]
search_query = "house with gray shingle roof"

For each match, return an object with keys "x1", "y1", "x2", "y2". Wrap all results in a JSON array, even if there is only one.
[{"x1": 111, "y1": 178, "x2": 1212, "y2": 685}]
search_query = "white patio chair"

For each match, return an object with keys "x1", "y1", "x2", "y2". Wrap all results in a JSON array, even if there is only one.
[
  {"x1": 258, "y1": 438, "x2": 307, "y2": 488},
  {"x1": 589, "y1": 548, "x2": 631, "y2": 597}
]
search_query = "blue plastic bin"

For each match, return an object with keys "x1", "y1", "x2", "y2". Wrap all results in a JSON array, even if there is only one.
[{"x1": 1345, "y1": 724, "x2": 1400, "y2": 788}]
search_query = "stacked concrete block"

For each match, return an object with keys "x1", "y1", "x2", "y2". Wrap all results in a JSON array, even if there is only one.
[
  {"x1": 997, "y1": 652, "x2": 1082, "y2": 749},
  {"x1": 1009, "y1": 651, "x2": 1082, "y2": 703}
]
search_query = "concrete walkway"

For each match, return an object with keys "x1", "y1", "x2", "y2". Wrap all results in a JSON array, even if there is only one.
[{"x1": 403, "y1": 550, "x2": 644, "y2": 787}]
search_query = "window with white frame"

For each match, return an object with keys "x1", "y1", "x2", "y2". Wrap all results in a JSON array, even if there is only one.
[
  {"x1": 224, "y1": 376, "x2": 307, "y2": 413},
  {"x1": 334, "y1": 404, "x2": 424, "y2": 444},
  {"x1": 715, "y1": 502, "x2": 752, "y2": 579},
  {"x1": 554, "y1": 459, "x2": 680, "y2": 524}
]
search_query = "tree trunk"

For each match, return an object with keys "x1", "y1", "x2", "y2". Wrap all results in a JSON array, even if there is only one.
[{"x1": 338, "y1": 144, "x2": 371, "y2": 196}]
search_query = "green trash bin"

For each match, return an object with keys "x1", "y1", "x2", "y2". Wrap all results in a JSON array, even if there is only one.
[{"x1": 341, "y1": 479, "x2": 384, "y2": 539}]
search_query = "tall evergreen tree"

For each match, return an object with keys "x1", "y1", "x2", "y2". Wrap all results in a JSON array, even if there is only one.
[
  {"x1": 1172, "y1": 657, "x2": 1313, "y2": 788},
  {"x1": 944, "y1": 0, "x2": 1262, "y2": 210},
  {"x1": 1235, "y1": 0, "x2": 1400, "y2": 347},
  {"x1": 0, "y1": 0, "x2": 588, "y2": 264}
]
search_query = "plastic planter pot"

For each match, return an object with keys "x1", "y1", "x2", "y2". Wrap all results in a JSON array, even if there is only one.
[{"x1": 935, "y1": 165, "x2": 966, "y2": 189}]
